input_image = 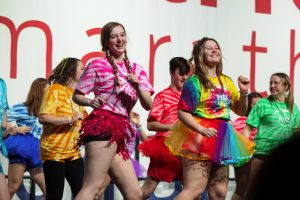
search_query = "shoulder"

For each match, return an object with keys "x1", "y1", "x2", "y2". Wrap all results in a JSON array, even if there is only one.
[
  {"x1": 49, "y1": 83, "x2": 64, "y2": 91},
  {"x1": 86, "y1": 57, "x2": 110, "y2": 70},
  {"x1": 154, "y1": 87, "x2": 171, "y2": 96},
  {"x1": 220, "y1": 74, "x2": 234, "y2": 83}
]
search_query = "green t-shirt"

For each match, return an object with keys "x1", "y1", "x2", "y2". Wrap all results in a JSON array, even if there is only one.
[{"x1": 246, "y1": 97, "x2": 300, "y2": 154}]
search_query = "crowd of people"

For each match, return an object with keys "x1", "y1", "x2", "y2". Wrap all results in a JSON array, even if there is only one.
[{"x1": 0, "y1": 21, "x2": 299, "y2": 200}]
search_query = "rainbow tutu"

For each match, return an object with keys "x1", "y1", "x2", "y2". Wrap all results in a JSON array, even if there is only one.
[{"x1": 165, "y1": 117, "x2": 255, "y2": 167}]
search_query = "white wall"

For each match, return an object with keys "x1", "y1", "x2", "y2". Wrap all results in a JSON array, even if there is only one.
[{"x1": 1, "y1": 1, "x2": 300, "y2": 199}]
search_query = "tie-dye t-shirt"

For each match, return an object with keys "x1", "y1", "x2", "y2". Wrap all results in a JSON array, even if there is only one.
[
  {"x1": 7, "y1": 103, "x2": 42, "y2": 140},
  {"x1": 0, "y1": 78, "x2": 9, "y2": 158},
  {"x1": 178, "y1": 74, "x2": 239, "y2": 119},
  {"x1": 147, "y1": 86, "x2": 181, "y2": 136},
  {"x1": 76, "y1": 57, "x2": 154, "y2": 117},
  {"x1": 39, "y1": 84, "x2": 87, "y2": 161}
]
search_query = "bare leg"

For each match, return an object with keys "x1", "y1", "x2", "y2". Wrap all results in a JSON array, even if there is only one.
[
  {"x1": 7, "y1": 163, "x2": 26, "y2": 198},
  {"x1": 176, "y1": 158, "x2": 211, "y2": 200},
  {"x1": 141, "y1": 176, "x2": 159, "y2": 199},
  {"x1": 29, "y1": 167, "x2": 46, "y2": 200},
  {"x1": 0, "y1": 173, "x2": 9, "y2": 200},
  {"x1": 95, "y1": 175, "x2": 111, "y2": 200},
  {"x1": 244, "y1": 158, "x2": 265, "y2": 198},
  {"x1": 109, "y1": 154, "x2": 143, "y2": 200},
  {"x1": 207, "y1": 165, "x2": 229, "y2": 200},
  {"x1": 74, "y1": 141, "x2": 117, "y2": 200},
  {"x1": 231, "y1": 161, "x2": 251, "y2": 200}
]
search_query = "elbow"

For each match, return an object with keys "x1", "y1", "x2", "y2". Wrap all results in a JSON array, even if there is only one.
[
  {"x1": 72, "y1": 94, "x2": 79, "y2": 105},
  {"x1": 38, "y1": 115, "x2": 46, "y2": 124},
  {"x1": 147, "y1": 123, "x2": 153, "y2": 131}
]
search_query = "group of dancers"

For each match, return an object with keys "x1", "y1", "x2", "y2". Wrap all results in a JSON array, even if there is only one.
[{"x1": 0, "y1": 21, "x2": 299, "y2": 200}]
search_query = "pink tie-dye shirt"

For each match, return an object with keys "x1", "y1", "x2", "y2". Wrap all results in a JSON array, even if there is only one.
[{"x1": 76, "y1": 57, "x2": 154, "y2": 117}]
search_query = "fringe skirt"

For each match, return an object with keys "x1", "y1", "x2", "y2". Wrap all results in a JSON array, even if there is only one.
[{"x1": 78, "y1": 109, "x2": 135, "y2": 160}]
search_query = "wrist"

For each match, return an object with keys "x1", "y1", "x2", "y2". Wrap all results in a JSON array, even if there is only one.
[
  {"x1": 137, "y1": 125, "x2": 143, "y2": 132},
  {"x1": 66, "y1": 117, "x2": 73, "y2": 125},
  {"x1": 239, "y1": 90, "x2": 249, "y2": 96}
]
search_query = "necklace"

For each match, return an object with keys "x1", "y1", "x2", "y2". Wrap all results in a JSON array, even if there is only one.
[{"x1": 274, "y1": 101, "x2": 291, "y2": 124}]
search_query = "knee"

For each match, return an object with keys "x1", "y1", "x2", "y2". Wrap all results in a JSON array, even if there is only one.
[
  {"x1": 124, "y1": 187, "x2": 143, "y2": 200},
  {"x1": 142, "y1": 181, "x2": 157, "y2": 199},
  {"x1": 208, "y1": 185, "x2": 227, "y2": 199},
  {"x1": 8, "y1": 181, "x2": 21, "y2": 195}
]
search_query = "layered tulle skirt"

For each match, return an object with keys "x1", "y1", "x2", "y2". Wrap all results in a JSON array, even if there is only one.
[
  {"x1": 139, "y1": 135, "x2": 183, "y2": 182},
  {"x1": 165, "y1": 117, "x2": 255, "y2": 167},
  {"x1": 4, "y1": 134, "x2": 42, "y2": 167}
]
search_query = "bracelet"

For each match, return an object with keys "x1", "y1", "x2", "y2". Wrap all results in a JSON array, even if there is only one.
[
  {"x1": 239, "y1": 90, "x2": 249, "y2": 96},
  {"x1": 66, "y1": 117, "x2": 73, "y2": 125}
]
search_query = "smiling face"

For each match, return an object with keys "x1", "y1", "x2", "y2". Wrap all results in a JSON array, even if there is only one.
[
  {"x1": 171, "y1": 68, "x2": 188, "y2": 91},
  {"x1": 203, "y1": 40, "x2": 221, "y2": 67},
  {"x1": 108, "y1": 25, "x2": 127, "y2": 59},
  {"x1": 269, "y1": 75, "x2": 288, "y2": 100}
]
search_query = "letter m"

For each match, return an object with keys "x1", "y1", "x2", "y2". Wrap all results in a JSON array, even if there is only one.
[{"x1": 0, "y1": 16, "x2": 52, "y2": 78}]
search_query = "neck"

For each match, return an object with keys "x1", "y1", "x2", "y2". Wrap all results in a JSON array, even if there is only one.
[
  {"x1": 206, "y1": 66, "x2": 217, "y2": 77},
  {"x1": 170, "y1": 83, "x2": 181, "y2": 92},
  {"x1": 111, "y1": 54, "x2": 124, "y2": 63},
  {"x1": 67, "y1": 79, "x2": 77, "y2": 89},
  {"x1": 273, "y1": 94, "x2": 286, "y2": 103}
]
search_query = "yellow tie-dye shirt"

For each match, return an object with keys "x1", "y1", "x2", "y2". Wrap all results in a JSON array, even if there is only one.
[{"x1": 39, "y1": 83, "x2": 87, "y2": 162}]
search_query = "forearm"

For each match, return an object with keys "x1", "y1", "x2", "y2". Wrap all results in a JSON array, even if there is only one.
[
  {"x1": 243, "y1": 124, "x2": 254, "y2": 139},
  {"x1": 178, "y1": 110, "x2": 204, "y2": 133},
  {"x1": 72, "y1": 90, "x2": 92, "y2": 107},
  {"x1": 38, "y1": 114, "x2": 73, "y2": 126},
  {"x1": 137, "y1": 86, "x2": 152, "y2": 111},
  {"x1": 147, "y1": 121, "x2": 172, "y2": 132},
  {"x1": 233, "y1": 92, "x2": 248, "y2": 116}
]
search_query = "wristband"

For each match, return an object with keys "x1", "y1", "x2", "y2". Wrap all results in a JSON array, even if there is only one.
[
  {"x1": 66, "y1": 117, "x2": 73, "y2": 125},
  {"x1": 239, "y1": 90, "x2": 249, "y2": 96}
]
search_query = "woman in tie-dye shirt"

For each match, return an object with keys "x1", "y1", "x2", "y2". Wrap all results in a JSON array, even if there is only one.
[
  {"x1": 2, "y1": 78, "x2": 48, "y2": 199},
  {"x1": 38, "y1": 58, "x2": 87, "y2": 200},
  {"x1": 165, "y1": 37, "x2": 254, "y2": 200},
  {"x1": 73, "y1": 22, "x2": 154, "y2": 200}
]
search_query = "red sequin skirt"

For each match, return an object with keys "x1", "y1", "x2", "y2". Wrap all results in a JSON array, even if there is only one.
[{"x1": 78, "y1": 109, "x2": 134, "y2": 160}]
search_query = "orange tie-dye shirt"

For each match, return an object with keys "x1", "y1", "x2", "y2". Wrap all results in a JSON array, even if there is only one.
[{"x1": 39, "y1": 83, "x2": 87, "y2": 162}]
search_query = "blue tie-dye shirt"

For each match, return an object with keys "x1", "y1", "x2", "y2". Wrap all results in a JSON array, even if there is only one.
[{"x1": 7, "y1": 103, "x2": 43, "y2": 140}]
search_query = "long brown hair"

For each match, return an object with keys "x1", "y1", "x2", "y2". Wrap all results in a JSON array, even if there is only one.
[
  {"x1": 191, "y1": 37, "x2": 223, "y2": 89},
  {"x1": 268, "y1": 72, "x2": 294, "y2": 113},
  {"x1": 24, "y1": 78, "x2": 48, "y2": 117},
  {"x1": 48, "y1": 57, "x2": 80, "y2": 86},
  {"x1": 245, "y1": 92, "x2": 263, "y2": 116},
  {"x1": 101, "y1": 22, "x2": 132, "y2": 92}
]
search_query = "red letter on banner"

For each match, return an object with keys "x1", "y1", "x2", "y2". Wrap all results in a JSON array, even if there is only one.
[
  {"x1": 201, "y1": 0, "x2": 217, "y2": 7},
  {"x1": 0, "y1": 16, "x2": 53, "y2": 78},
  {"x1": 290, "y1": 29, "x2": 299, "y2": 93},
  {"x1": 255, "y1": 0, "x2": 271, "y2": 14},
  {"x1": 81, "y1": 28, "x2": 105, "y2": 67},
  {"x1": 149, "y1": 35, "x2": 171, "y2": 86},
  {"x1": 243, "y1": 31, "x2": 268, "y2": 97},
  {"x1": 166, "y1": 0, "x2": 186, "y2": 2}
]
